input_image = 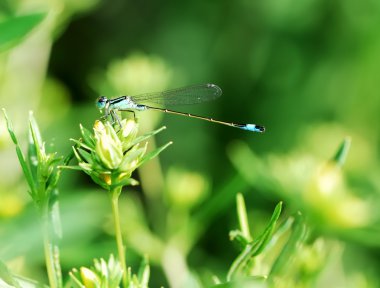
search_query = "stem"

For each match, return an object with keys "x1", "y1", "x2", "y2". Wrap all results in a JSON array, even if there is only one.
[
  {"x1": 110, "y1": 186, "x2": 128, "y2": 287},
  {"x1": 41, "y1": 206, "x2": 59, "y2": 288}
]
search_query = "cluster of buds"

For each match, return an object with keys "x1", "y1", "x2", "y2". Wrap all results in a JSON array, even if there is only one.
[{"x1": 70, "y1": 119, "x2": 171, "y2": 191}]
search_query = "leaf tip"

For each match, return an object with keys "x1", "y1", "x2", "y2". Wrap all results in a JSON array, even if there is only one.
[{"x1": 332, "y1": 137, "x2": 351, "y2": 167}]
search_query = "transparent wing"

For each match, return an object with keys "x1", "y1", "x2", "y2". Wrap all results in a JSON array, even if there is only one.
[{"x1": 130, "y1": 83, "x2": 222, "y2": 106}]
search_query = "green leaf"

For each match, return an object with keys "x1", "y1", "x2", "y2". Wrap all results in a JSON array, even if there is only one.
[
  {"x1": 15, "y1": 275, "x2": 49, "y2": 288},
  {"x1": 2, "y1": 109, "x2": 36, "y2": 194},
  {"x1": 229, "y1": 230, "x2": 250, "y2": 248},
  {"x1": 0, "y1": 12, "x2": 46, "y2": 52},
  {"x1": 209, "y1": 276, "x2": 267, "y2": 288},
  {"x1": 250, "y1": 201, "x2": 282, "y2": 256},
  {"x1": 28, "y1": 111, "x2": 43, "y2": 149},
  {"x1": 28, "y1": 112, "x2": 42, "y2": 181},
  {"x1": 332, "y1": 137, "x2": 351, "y2": 167},
  {"x1": 70, "y1": 138, "x2": 94, "y2": 152},
  {"x1": 138, "y1": 141, "x2": 172, "y2": 167},
  {"x1": 71, "y1": 146, "x2": 84, "y2": 163},
  {"x1": 80, "y1": 124, "x2": 96, "y2": 148},
  {"x1": 46, "y1": 170, "x2": 61, "y2": 194},
  {"x1": 137, "y1": 256, "x2": 150, "y2": 287},
  {"x1": 2, "y1": 109, "x2": 18, "y2": 144},
  {"x1": 112, "y1": 177, "x2": 139, "y2": 188},
  {"x1": 76, "y1": 148, "x2": 94, "y2": 165},
  {"x1": 49, "y1": 189, "x2": 62, "y2": 238},
  {"x1": 62, "y1": 148, "x2": 76, "y2": 166},
  {"x1": 269, "y1": 212, "x2": 307, "y2": 278},
  {"x1": 128, "y1": 126, "x2": 166, "y2": 148},
  {"x1": 227, "y1": 202, "x2": 282, "y2": 281},
  {"x1": 59, "y1": 165, "x2": 84, "y2": 171},
  {"x1": 90, "y1": 173, "x2": 111, "y2": 191},
  {"x1": 237, "y1": 193, "x2": 251, "y2": 241}
]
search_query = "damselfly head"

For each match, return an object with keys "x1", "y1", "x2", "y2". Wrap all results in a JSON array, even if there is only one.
[{"x1": 96, "y1": 96, "x2": 108, "y2": 109}]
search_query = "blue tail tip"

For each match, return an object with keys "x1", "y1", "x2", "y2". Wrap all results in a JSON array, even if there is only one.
[
  {"x1": 244, "y1": 124, "x2": 265, "y2": 133},
  {"x1": 255, "y1": 125, "x2": 265, "y2": 133}
]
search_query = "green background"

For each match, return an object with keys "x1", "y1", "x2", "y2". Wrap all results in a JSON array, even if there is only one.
[{"x1": 1, "y1": 0, "x2": 380, "y2": 287}]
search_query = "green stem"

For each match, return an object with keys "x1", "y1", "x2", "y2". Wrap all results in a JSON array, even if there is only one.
[
  {"x1": 110, "y1": 187, "x2": 128, "y2": 287},
  {"x1": 41, "y1": 206, "x2": 59, "y2": 288}
]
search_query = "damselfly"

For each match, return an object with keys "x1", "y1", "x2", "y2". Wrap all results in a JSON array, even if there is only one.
[{"x1": 96, "y1": 83, "x2": 265, "y2": 133}]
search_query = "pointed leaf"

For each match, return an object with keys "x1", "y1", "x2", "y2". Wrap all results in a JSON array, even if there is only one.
[
  {"x1": 237, "y1": 193, "x2": 251, "y2": 241},
  {"x1": 28, "y1": 111, "x2": 43, "y2": 149},
  {"x1": 80, "y1": 124, "x2": 96, "y2": 148},
  {"x1": 112, "y1": 177, "x2": 139, "y2": 188},
  {"x1": 269, "y1": 212, "x2": 307, "y2": 278},
  {"x1": 227, "y1": 202, "x2": 282, "y2": 281},
  {"x1": 2, "y1": 109, "x2": 18, "y2": 144},
  {"x1": 62, "y1": 148, "x2": 76, "y2": 166},
  {"x1": 129, "y1": 126, "x2": 166, "y2": 148},
  {"x1": 46, "y1": 170, "x2": 61, "y2": 193},
  {"x1": 77, "y1": 148, "x2": 93, "y2": 164},
  {"x1": 59, "y1": 165, "x2": 85, "y2": 171},
  {"x1": 229, "y1": 230, "x2": 250, "y2": 248},
  {"x1": 70, "y1": 138, "x2": 93, "y2": 152},
  {"x1": 28, "y1": 112, "x2": 42, "y2": 180},
  {"x1": 2, "y1": 109, "x2": 36, "y2": 193},
  {"x1": 250, "y1": 201, "x2": 282, "y2": 256},
  {"x1": 137, "y1": 256, "x2": 150, "y2": 287},
  {"x1": 139, "y1": 141, "x2": 172, "y2": 167},
  {"x1": 332, "y1": 137, "x2": 351, "y2": 167}
]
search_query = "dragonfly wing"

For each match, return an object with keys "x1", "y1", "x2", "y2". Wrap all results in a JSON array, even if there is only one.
[{"x1": 130, "y1": 83, "x2": 222, "y2": 106}]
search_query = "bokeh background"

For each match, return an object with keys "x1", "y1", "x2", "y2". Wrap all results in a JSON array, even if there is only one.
[{"x1": 1, "y1": 0, "x2": 380, "y2": 287}]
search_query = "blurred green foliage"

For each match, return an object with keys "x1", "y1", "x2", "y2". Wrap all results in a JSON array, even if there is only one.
[{"x1": 1, "y1": 0, "x2": 380, "y2": 287}]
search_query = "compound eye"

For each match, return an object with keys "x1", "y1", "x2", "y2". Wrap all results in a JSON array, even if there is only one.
[{"x1": 96, "y1": 96, "x2": 107, "y2": 109}]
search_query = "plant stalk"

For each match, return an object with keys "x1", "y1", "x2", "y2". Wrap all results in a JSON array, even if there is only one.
[
  {"x1": 42, "y1": 205, "x2": 59, "y2": 288},
  {"x1": 110, "y1": 186, "x2": 128, "y2": 287}
]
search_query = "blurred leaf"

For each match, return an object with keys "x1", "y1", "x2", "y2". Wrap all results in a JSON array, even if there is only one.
[
  {"x1": 236, "y1": 193, "x2": 251, "y2": 241},
  {"x1": 191, "y1": 176, "x2": 251, "y2": 243},
  {"x1": 0, "y1": 266, "x2": 48, "y2": 288},
  {"x1": 0, "y1": 260, "x2": 21, "y2": 288},
  {"x1": 269, "y1": 212, "x2": 307, "y2": 278},
  {"x1": 210, "y1": 276, "x2": 267, "y2": 288},
  {"x1": 114, "y1": 177, "x2": 139, "y2": 187},
  {"x1": 0, "y1": 1, "x2": 13, "y2": 16},
  {"x1": 15, "y1": 276, "x2": 49, "y2": 288},
  {"x1": 136, "y1": 256, "x2": 150, "y2": 288},
  {"x1": 50, "y1": 193, "x2": 62, "y2": 238},
  {"x1": 332, "y1": 137, "x2": 351, "y2": 167},
  {"x1": 0, "y1": 12, "x2": 46, "y2": 52},
  {"x1": 227, "y1": 141, "x2": 279, "y2": 192}
]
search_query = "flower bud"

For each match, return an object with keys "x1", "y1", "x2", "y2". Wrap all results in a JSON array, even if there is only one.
[
  {"x1": 80, "y1": 267, "x2": 100, "y2": 288},
  {"x1": 94, "y1": 122, "x2": 123, "y2": 170},
  {"x1": 118, "y1": 119, "x2": 139, "y2": 150}
]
